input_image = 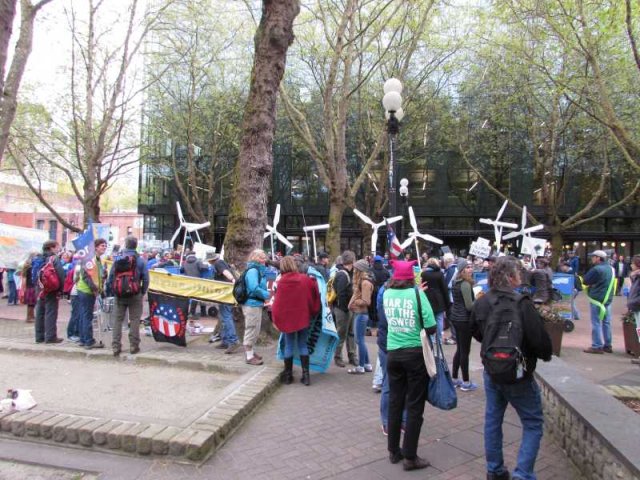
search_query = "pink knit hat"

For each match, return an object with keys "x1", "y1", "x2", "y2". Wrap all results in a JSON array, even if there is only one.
[{"x1": 391, "y1": 260, "x2": 416, "y2": 280}]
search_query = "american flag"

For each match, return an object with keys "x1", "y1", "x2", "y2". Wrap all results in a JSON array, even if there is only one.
[
  {"x1": 148, "y1": 292, "x2": 188, "y2": 347},
  {"x1": 386, "y1": 222, "x2": 403, "y2": 259}
]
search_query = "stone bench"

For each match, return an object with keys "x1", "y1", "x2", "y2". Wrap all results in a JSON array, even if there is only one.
[{"x1": 536, "y1": 358, "x2": 640, "y2": 480}]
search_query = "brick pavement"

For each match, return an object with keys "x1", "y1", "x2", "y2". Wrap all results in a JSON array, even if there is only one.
[{"x1": 0, "y1": 291, "x2": 637, "y2": 478}]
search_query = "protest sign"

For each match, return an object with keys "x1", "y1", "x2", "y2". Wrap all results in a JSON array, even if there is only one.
[
  {"x1": 0, "y1": 223, "x2": 48, "y2": 269},
  {"x1": 469, "y1": 237, "x2": 492, "y2": 259}
]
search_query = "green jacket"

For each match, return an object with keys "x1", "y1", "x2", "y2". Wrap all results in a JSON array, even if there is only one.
[
  {"x1": 383, "y1": 286, "x2": 436, "y2": 351},
  {"x1": 76, "y1": 257, "x2": 104, "y2": 295}
]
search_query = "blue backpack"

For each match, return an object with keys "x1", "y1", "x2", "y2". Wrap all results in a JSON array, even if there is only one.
[{"x1": 31, "y1": 256, "x2": 46, "y2": 286}]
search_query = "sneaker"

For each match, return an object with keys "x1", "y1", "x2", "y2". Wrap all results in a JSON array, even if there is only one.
[
  {"x1": 334, "y1": 357, "x2": 346, "y2": 368},
  {"x1": 45, "y1": 338, "x2": 64, "y2": 344},
  {"x1": 631, "y1": 358, "x2": 640, "y2": 365},
  {"x1": 347, "y1": 366, "x2": 365, "y2": 374},
  {"x1": 208, "y1": 334, "x2": 221, "y2": 343},
  {"x1": 603, "y1": 346, "x2": 613, "y2": 353},
  {"x1": 452, "y1": 378, "x2": 463, "y2": 388},
  {"x1": 364, "y1": 363, "x2": 373, "y2": 372},
  {"x1": 246, "y1": 356, "x2": 263, "y2": 366},
  {"x1": 583, "y1": 347, "x2": 604, "y2": 354},
  {"x1": 253, "y1": 352, "x2": 263, "y2": 361},
  {"x1": 444, "y1": 338, "x2": 456, "y2": 345},
  {"x1": 460, "y1": 382, "x2": 478, "y2": 392},
  {"x1": 85, "y1": 343, "x2": 104, "y2": 350},
  {"x1": 68, "y1": 336, "x2": 80, "y2": 343},
  {"x1": 487, "y1": 471, "x2": 511, "y2": 480},
  {"x1": 224, "y1": 343, "x2": 240, "y2": 354},
  {"x1": 215, "y1": 343, "x2": 230, "y2": 350},
  {"x1": 372, "y1": 384, "x2": 382, "y2": 393},
  {"x1": 381, "y1": 424, "x2": 388, "y2": 436}
]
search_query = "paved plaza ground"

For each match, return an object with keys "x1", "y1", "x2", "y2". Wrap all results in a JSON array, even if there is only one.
[{"x1": 0, "y1": 292, "x2": 637, "y2": 479}]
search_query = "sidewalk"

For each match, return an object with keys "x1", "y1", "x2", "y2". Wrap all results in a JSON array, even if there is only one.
[{"x1": 0, "y1": 293, "x2": 637, "y2": 478}]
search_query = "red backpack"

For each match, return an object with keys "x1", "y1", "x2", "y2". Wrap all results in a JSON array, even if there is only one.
[
  {"x1": 38, "y1": 257, "x2": 61, "y2": 296},
  {"x1": 113, "y1": 255, "x2": 141, "y2": 298},
  {"x1": 63, "y1": 268, "x2": 75, "y2": 294}
]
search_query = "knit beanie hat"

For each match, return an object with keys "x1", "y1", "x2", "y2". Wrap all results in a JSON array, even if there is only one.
[
  {"x1": 353, "y1": 259, "x2": 370, "y2": 272},
  {"x1": 391, "y1": 260, "x2": 416, "y2": 280}
]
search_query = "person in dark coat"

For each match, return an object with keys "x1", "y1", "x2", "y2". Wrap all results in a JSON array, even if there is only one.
[
  {"x1": 272, "y1": 256, "x2": 320, "y2": 385},
  {"x1": 369, "y1": 255, "x2": 390, "y2": 331},
  {"x1": 420, "y1": 257, "x2": 451, "y2": 343},
  {"x1": 33, "y1": 240, "x2": 66, "y2": 344}
]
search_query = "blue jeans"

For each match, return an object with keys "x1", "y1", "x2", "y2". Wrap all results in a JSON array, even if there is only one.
[
  {"x1": 77, "y1": 292, "x2": 96, "y2": 346},
  {"x1": 571, "y1": 291, "x2": 580, "y2": 320},
  {"x1": 218, "y1": 303, "x2": 238, "y2": 345},
  {"x1": 589, "y1": 303, "x2": 612, "y2": 349},
  {"x1": 67, "y1": 295, "x2": 80, "y2": 338},
  {"x1": 484, "y1": 372, "x2": 544, "y2": 480},
  {"x1": 283, "y1": 328, "x2": 309, "y2": 358},
  {"x1": 434, "y1": 311, "x2": 444, "y2": 341},
  {"x1": 7, "y1": 280, "x2": 17, "y2": 304},
  {"x1": 353, "y1": 313, "x2": 370, "y2": 367}
]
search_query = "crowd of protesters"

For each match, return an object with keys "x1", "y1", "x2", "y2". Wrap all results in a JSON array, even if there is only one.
[{"x1": 3, "y1": 236, "x2": 640, "y2": 478}]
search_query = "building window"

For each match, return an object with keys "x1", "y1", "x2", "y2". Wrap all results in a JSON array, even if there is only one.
[
  {"x1": 36, "y1": 220, "x2": 45, "y2": 230},
  {"x1": 49, "y1": 220, "x2": 58, "y2": 241}
]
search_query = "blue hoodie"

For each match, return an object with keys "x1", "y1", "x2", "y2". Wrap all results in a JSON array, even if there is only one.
[{"x1": 243, "y1": 261, "x2": 270, "y2": 307}]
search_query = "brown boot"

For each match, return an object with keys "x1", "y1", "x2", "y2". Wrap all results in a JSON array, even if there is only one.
[{"x1": 26, "y1": 306, "x2": 35, "y2": 323}]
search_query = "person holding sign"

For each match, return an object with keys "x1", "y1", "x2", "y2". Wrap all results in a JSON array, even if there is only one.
[{"x1": 582, "y1": 250, "x2": 615, "y2": 354}]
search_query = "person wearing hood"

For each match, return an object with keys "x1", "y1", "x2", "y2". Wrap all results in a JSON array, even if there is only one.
[
  {"x1": 272, "y1": 256, "x2": 321, "y2": 385},
  {"x1": 180, "y1": 252, "x2": 209, "y2": 318},
  {"x1": 450, "y1": 258, "x2": 477, "y2": 391},
  {"x1": 420, "y1": 257, "x2": 451, "y2": 343},
  {"x1": 369, "y1": 255, "x2": 390, "y2": 332}
]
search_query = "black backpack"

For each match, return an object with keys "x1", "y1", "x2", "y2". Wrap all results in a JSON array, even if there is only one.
[
  {"x1": 481, "y1": 291, "x2": 526, "y2": 384},
  {"x1": 232, "y1": 266, "x2": 260, "y2": 304},
  {"x1": 113, "y1": 255, "x2": 140, "y2": 298}
]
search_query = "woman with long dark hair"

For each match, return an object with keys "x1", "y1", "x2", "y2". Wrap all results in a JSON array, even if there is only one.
[
  {"x1": 347, "y1": 259, "x2": 375, "y2": 374},
  {"x1": 383, "y1": 260, "x2": 436, "y2": 471},
  {"x1": 450, "y1": 259, "x2": 477, "y2": 391}
]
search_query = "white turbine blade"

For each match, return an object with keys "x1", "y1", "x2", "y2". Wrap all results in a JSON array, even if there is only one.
[
  {"x1": 264, "y1": 225, "x2": 273, "y2": 239},
  {"x1": 176, "y1": 201, "x2": 185, "y2": 224},
  {"x1": 371, "y1": 230, "x2": 378, "y2": 253},
  {"x1": 479, "y1": 218, "x2": 494, "y2": 226},
  {"x1": 303, "y1": 224, "x2": 330, "y2": 232},
  {"x1": 273, "y1": 204, "x2": 281, "y2": 228},
  {"x1": 184, "y1": 222, "x2": 211, "y2": 232},
  {"x1": 385, "y1": 215, "x2": 403, "y2": 224},
  {"x1": 408, "y1": 207, "x2": 418, "y2": 232},
  {"x1": 523, "y1": 224, "x2": 544, "y2": 234},
  {"x1": 353, "y1": 209, "x2": 375, "y2": 226},
  {"x1": 263, "y1": 232, "x2": 271, "y2": 239},
  {"x1": 274, "y1": 231, "x2": 293, "y2": 249},
  {"x1": 399, "y1": 236, "x2": 414, "y2": 250},
  {"x1": 521, "y1": 206, "x2": 528, "y2": 228},
  {"x1": 494, "y1": 221, "x2": 518, "y2": 229},
  {"x1": 415, "y1": 232, "x2": 444, "y2": 245},
  {"x1": 496, "y1": 200, "x2": 508, "y2": 220},
  {"x1": 170, "y1": 227, "x2": 181, "y2": 246},
  {"x1": 502, "y1": 230, "x2": 519, "y2": 240}
]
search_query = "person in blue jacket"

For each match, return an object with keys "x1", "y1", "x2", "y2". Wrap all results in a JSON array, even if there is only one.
[{"x1": 241, "y1": 249, "x2": 270, "y2": 365}]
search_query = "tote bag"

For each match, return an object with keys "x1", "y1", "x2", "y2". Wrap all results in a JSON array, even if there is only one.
[
  {"x1": 414, "y1": 287, "x2": 437, "y2": 377},
  {"x1": 426, "y1": 335, "x2": 457, "y2": 410}
]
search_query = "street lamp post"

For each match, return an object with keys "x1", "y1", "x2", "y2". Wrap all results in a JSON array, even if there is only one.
[
  {"x1": 399, "y1": 177, "x2": 409, "y2": 244},
  {"x1": 382, "y1": 78, "x2": 404, "y2": 219}
]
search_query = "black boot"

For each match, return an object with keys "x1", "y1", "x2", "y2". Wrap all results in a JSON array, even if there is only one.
[
  {"x1": 300, "y1": 355, "x2": 311, "y2": 386},
  {"x1": 281, "y1": 357, "x2": 294, "y2": 385}
]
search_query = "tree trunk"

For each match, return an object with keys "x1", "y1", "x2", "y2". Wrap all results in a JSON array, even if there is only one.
[
  {"x1": 325, "y1": 197, "x2": 346, "y2": 259},
  {"x1": 225, "y1": 0, "x2": 300, "y2": 268},
  {"x1": 549, "y1": 229, "x2": 564, "y2": 269}
]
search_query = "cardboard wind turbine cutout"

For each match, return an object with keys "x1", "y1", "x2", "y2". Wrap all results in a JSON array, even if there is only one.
[
  {"x1": 264, "y1": 204, "x2": 293, "y2": 259},
  {"x1": 479, "y1": 200, "x2": 518, "y2": 254},
  {"x1": 502, "y1": 205, "x2": 545, "y2": 261},
  {"x1": 170, "y1": 201, "x2": 211, "y2": 264},
  {"x1": 353, "y1": 209, "x2": 403, "y2": 256},
  {"x1": 399, "y1": 206, "x2": 443, "y2": 260},
  {"x1": 303, "y1": 224, "x2": 330, "y2": 263}
]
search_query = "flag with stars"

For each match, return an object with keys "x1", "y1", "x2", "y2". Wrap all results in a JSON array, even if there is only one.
[
  {"x1": 386, "y1": 222, "x2": 403, "y2": 259},
  {"x1": 148, "y1": 292, "x2": 189, "y2": 347}
]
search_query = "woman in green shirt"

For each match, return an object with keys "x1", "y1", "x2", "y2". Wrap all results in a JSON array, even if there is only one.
[{"x1": 383, "y1": 260, "x2": 436, "y2": 472}]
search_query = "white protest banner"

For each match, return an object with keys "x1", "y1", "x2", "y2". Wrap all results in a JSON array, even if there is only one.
[
  {"x1": 0, "y1": 223, "x2": 49, "y2": 269},
  {"x1": 469, "y1": 237, "x2": 492, "y2": 259},
  {"x1": 521, "y1": 236, "x2": 547, "y2": 257}
]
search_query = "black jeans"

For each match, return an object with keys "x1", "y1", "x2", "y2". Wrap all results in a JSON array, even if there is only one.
[
  {"x1": 387, "y1": 347, "x2": 428, "y2": 460},
  {"x1": 452, "y1": 320, "x2": 473, "y2": 382},
  {"x1": 35, "y1": 292, "x2": 59, "y2": 342}
]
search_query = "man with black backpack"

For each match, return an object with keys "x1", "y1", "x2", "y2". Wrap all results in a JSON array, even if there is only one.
[
  {"x1": 106, "y1": 236, "x2": 149, "y2": 357},
  {"x1": 471, "y1": 256, "x2": 552, "y2": 480},
  {"x1": 33, "y1": 240, "x2": 66, "y2": 344}
]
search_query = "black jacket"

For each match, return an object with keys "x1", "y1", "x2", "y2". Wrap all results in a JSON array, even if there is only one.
[
  {"x1": 372, "y1": 262, "x2": 390, "y2": 287},
  {"x1": 334, "y1": 266, "x2": 353, "y2": 313},
  {"x1": 471, "y1": 289, "x2": 552, "y2": 380},
  {"x1": 420, "y1": 266, "x2": 451, "y2": 314}
]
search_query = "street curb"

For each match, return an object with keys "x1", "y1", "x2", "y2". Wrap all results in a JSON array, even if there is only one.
[{"x1": 0, "y1": 362, "x2": 281, "y2": 462}]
